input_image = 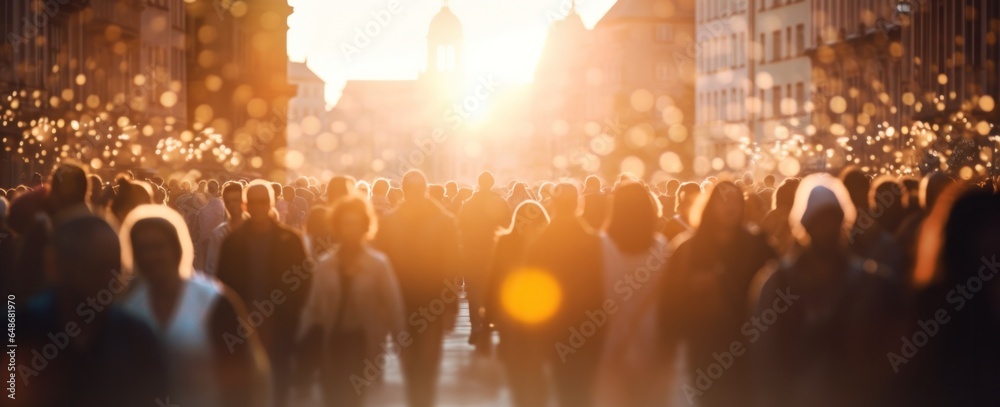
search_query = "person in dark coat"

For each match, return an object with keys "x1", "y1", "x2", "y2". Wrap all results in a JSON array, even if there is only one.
[
  {"x1": 458, "y1": 171, "x2": 512, "y2": 350},
  {"x1": 753, "y1": 174, "x2": 900, "y2": 407},
  {"x1": 374, "y1": 170, "x2": 461, "y2": 407},
  {"x1": 524, "y1": 183, "x2": 605, "y2": 407},
  {"x1": 904, "y1": 185, "x2": 1000, "y2": 407},
  {"x1": 17, "y1": 216, "x2": 168, "y2": 407},
  {"x1": 216, "y1": 180, "x2": 309, "y2": 407},
  {"x1": 659, "y1": 181, "x2": 776, "y2": 407}
]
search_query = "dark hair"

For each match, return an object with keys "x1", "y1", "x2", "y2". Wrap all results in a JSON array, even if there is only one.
[
  {"x1": 773, "y1": 177, "x2": 800, "y2": 210},
  {"x1": 330, "y1": 196, "x2": 376, "y2": 239},
  {"x1": 222, "y1": 181, "x2": 244, "y2": 197},
  {"x1": 130, "y1": 217, "x2": 182, "y2": 263},
  {"x1": 606, "y1": 183, "x2": 657, "y2": 253}
]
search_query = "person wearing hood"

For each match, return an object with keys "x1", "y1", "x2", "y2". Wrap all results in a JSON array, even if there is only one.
[{"x1": 752, "y1": 174, "x2": 901, "y2": 407}]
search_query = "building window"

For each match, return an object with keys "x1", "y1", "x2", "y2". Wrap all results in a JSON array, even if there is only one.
[
  {"x1": 795, "y1": 82, "x2": 805, "y2": 114},
  {"x1": 759, "y1": 33, "x2": 766, "y2": 62},
  {"x1": 721, "y1": 89, "x2": 728, "y2": 121},
  {"x1": 772, "y1": 86, "x2": 781, "y2": 118},
  {"x1": 656, "y1": 24, "x2": 672, "y2": 42},
  {"x1": 786, "y1": 27, "x2": 792, "y2": 58},
  {"x1": 655, "y1": 62, "x2": 671, "y2": 81},
  {"x1": 795, "y1": 24, "x2": 805, "y2": 56},
  {"x1": 772, "y1": 30, "x2": 782, "y2": 61},
  {"x1": 785, "y1": 84, "x2": 793, "y2": 116}
]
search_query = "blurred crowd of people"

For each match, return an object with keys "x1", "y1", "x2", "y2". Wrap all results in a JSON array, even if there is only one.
[{"x1": 1, "y1": 163, "x2": 998, "y2": 407}]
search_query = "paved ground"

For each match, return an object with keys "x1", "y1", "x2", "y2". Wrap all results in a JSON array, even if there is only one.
[{"x1": 299, "y1": 299, "x2": 513, "y2": 407}]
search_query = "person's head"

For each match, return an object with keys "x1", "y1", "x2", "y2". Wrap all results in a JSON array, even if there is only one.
[
  {"x1": 270, "y1": 182, "x2": 282, "y2": 200},
  {"x1": 196, "y1": 180, "x2": 208, "y2": 193},
  {"x1": 691, "y1": 181, "x2": 744, "y2": 238},
  {"x1": 355, "y1": 180, "x2": 371, "y2": 198},
  {"x1": 789, "y1": 174, "x2": 856, "y2": 249},
  {"x1": 869, "y1": 176, "x2": 908, "y2": 233},
  {"x1": 222, "y1": 182, "x2": 244, "y2": 221},
  {"x1": 607, "y1": 183, "x2": 657, "y2": 253},
  {"x1": 742, "y1": 172, "x2": 754, "y2": 188},
  {"x1": 372, "y1": 178, "x2": 390, "y2": 197},
  {"x1": 326, "y1": 175, "x2": 356, "y2": 203},
  {"x1": 282, "y1": 185, "x2": 296, "y2": 202},
  {"x1": 913, "y1": 185, "x2": 1000, "y2": 289},
  {"x1": 49, "y1": 162, "x2": 89, "y2": 211},
  {"x1": 88, "y1": 174, "x2": 104, "y2": 202},
  {"x1": 401, "y1": 170, "x2": 428, "y2": 200},
  {"x1": 153, "y1": 185, "x2": 166, "y2": 205},
  {"x1": 445, "y1": 181, "x2": 458, "y2": 197},
  {"x1": 584, "y1": 176, "x2": 602, "y2": 195},
  {"x1": 508, "y1": 200, "x2": 550, "y2": 238},
  {"x1": 110, "y1": 178, "x2": 152, "y2": 222},
  {"x1": 244, "y1": 180, "x2": 276, "y2": 222},
  {"x1": 551, "y1": 183, "x2": 579, "y2": 217},
  {"x1": 773, "y1": 177, "x2": 800, "y2": 210},
  {"x1": 207, "y1": 179, "x2": 220, "y2": 196},
  {"x1": 763, "y1": 174, "x2": 776, "y2": 188},
  {"x1": 839, "y1": 166, "x2": 870, "y2": 211},
  {"x1": 477, "y1": 171, "x2": 495, "y2": 191},
  {"x1": 330, "y1": 196, "x2": 375, "y2": 245},
  {"x1": 120, "y1": 205, "x2": 193, "y2": 285},
  {"x1": 665, "y1": 179, "x2": 680, "y2": 196},
  {"x1": 49, "y1": 216, "x2": 122, "y2": 303},
  {"x1": 675, "y1": 181, "x2": 702, "y2": 218}
]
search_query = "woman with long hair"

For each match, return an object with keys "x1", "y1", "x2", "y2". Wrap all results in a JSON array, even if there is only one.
[
  {"x1": 119, "y1": 204, "x2": 270, "y2": 407},
  {"x1": 484, "y1": 200, "x2": 551, "y2": 407},
  {"x1": 298, "y1": 196, "x2": 404, "y2": 407},
  {"x1": 658, "y1": 180, "x2": 776, "y2": 407},
  {"x1": 596, "y1": 182, "x2": 673, "y2": 407}
]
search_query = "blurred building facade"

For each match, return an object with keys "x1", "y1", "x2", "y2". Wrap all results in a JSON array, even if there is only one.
[
  {"x1": 1, "y1": 0, "x2": 144, "y2": 186},
  {"x1": 328, "y1": 2, "x2": 473, "y2": 183},
  {"x1": 809, "y1": 0, "x2": 1000, "y2": 173},
  {"x1": 531, "y1": 0, "x2": 697, "y2": 182},
  {"x1": 694, "y1": 0, "x2": 815, "y2": 176},
  {"x1": 285, "y1": 59, "x2": 332, "y2": 180},
  {"x1": 184, "y1": 0, "x2": 296, "y2": 179}
]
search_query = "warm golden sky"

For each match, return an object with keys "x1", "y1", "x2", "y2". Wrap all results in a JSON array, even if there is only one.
[{"x1": 287, "y1": 0, "x2": 617, "y2": 106}]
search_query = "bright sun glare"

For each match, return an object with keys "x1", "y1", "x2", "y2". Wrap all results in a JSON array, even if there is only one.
[{"x1": 501, "y1": 268, "x2": 562, "y2": 324}]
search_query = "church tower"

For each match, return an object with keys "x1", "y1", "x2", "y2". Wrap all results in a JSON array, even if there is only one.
[{"x1": 424, "y1": 1, "x2": 464, "y2": 79}]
